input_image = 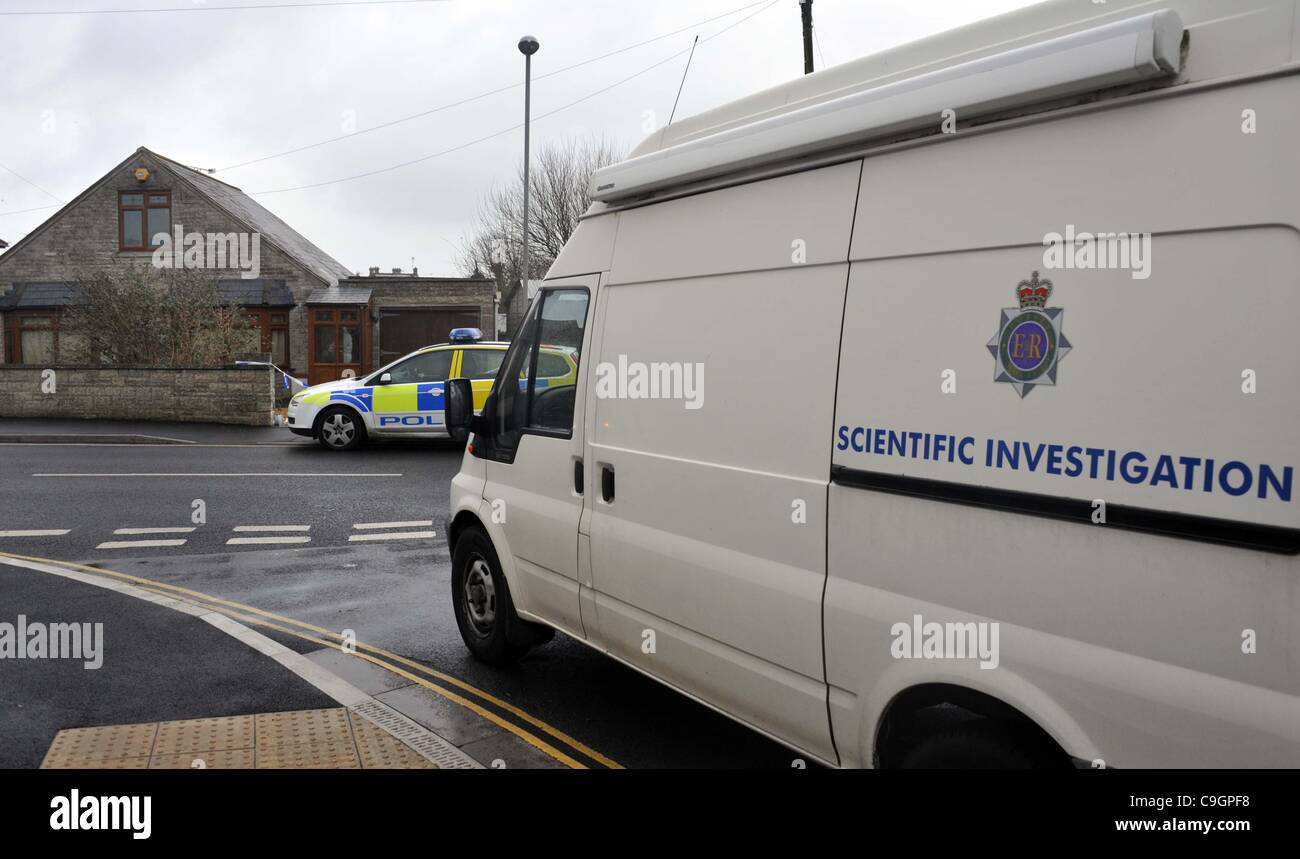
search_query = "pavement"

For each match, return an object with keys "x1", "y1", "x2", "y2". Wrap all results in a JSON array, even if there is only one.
[
  {"x1": 0, "y1": 558, "x2": 454, "y2": 769},
  {"x1": 0, "y1": 418, "x2": 804, "y2": 769}
]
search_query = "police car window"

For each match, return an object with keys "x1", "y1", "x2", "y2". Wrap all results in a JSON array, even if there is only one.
[
  {"x1": 459, "y1": 349, "x2": 506, "y2": 380},
  {"x1": 387, "y1": 350, "x2": 452, "y2": 384},
  {"x1": 537, "y1": 353, "x2": 571, "y2": 378}
]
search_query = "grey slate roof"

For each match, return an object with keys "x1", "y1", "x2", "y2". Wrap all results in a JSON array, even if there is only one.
[
  {"x1": 0, "y1": 282, "x2": 81, "y2": 310},
  {"x1": 217, "y1": 278, "x2": 295, "y2": 307},
  {"x1": 306, "y1": 286, "x2": 373, "y2": 305},
  {"x1": 149, "y1": 150, "x2": 352, "y2": 286}
]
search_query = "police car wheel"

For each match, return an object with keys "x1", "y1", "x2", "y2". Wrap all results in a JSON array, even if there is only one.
[
  {"x1": 317, "y1": 407, "x2": 363, "y2": 451},
  {"x1": 451, "y1": 526, "x2": 550, "y2": 665}
]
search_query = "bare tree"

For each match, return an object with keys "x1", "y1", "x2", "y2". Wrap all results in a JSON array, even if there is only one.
[
  {"x1": 458, "y1": 135, "x2": 623, "y2": 332},
  {"x1": 61, "y1": 267, "x2": 258, "y2": 367}
]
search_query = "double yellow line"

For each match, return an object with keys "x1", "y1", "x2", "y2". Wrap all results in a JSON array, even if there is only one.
[{"x1": 0, "y1": 550, "x2": 622, "y2": 770}]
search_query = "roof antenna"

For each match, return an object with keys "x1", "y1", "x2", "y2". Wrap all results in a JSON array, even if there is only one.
[{"x1": 667, "y1": 35, "x2": 699, "y2": 126}]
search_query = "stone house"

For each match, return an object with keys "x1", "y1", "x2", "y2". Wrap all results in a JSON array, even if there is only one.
[{"x1": 0, "y1": 146, "x2": 495, "y2": 385}]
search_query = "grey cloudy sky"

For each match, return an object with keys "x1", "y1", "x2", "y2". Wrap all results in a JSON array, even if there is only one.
[{"x1": 0, "y1": 0, "x2": 1039, "y2": 276}]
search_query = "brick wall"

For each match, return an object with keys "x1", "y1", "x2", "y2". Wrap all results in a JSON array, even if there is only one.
[
  {"x1": 0, "y1": 150, "x2": 329, "y2": 375},
  {"x1": 0, "y1": 366, "x2": 275, "y2": 425}
]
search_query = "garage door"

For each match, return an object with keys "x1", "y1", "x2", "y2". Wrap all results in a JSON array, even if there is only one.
[{"x1": 378, "y1": 306, "x2": 480, "y2": 364}]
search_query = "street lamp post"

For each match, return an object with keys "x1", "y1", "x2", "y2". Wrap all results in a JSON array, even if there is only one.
[{"x1": 518, "y1": 35, "x2": 540, "y2": 312}]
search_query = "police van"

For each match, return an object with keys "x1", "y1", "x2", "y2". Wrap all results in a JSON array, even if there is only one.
[
  {"x1": 442, "y1": 0, "x2": 1300, "y2": 767},
  {"x1": 287, "y1": 329, "x2": 577, "y2": 450}
]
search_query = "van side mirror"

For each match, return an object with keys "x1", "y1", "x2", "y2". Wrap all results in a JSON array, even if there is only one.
[{"x1": 445, "y1": 377, "x2": 475, "y2": 443}]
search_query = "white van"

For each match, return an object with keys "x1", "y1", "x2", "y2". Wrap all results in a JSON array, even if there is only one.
[{"x1": 443, "y1": 0, "x2": 1300, "y2": 768}]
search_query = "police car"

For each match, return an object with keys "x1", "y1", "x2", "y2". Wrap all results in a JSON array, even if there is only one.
[{"x1": 287, "y1": 328, "x2": 576, "y2": 451}]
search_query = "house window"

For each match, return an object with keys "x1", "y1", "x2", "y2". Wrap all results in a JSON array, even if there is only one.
[
  {"x1": 119, "y1": 190, "x2": 170, "y2": 251},
  {"x1": 241, "y1": 309, "x2": 291, "y2": 369},
  {"x1": 3, "y1": 311, "x2": 71, "y2": 365}
]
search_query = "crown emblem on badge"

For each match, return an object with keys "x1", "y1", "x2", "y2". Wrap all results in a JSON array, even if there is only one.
[{"x1": 1016, "y1": 271, "x2": 1053, "y2": 309}]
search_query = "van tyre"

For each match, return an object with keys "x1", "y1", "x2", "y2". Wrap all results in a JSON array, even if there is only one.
[
  {"x1": 316, "y1": 407, "x2": 364, "y2": 451},
  {"x1": 899, "y1": 721, "x2": 1055, "y2": 769},
  {"x1": 452, "y1": 525, "x2": 553, "y2": 666}
]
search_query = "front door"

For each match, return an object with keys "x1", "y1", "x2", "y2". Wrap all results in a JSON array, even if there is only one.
[
  {"x1": 480, "y1": 280, "x2": 594, "y2": 637},
  {"x1": 309, "y1": 306, "x2": 366, "y2": 385}
]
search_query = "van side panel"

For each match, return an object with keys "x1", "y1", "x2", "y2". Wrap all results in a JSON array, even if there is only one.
[
  {"x1": 585, "y1": 163, "x2": 861, "y2": 761},
  {"x1": 828, "y1": 75, "x2": 1300, "y2": 766}
]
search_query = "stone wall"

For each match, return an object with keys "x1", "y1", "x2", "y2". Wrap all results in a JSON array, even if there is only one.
[{"x1": 0, "y1": 366, "x2": 275, "y2": 426}]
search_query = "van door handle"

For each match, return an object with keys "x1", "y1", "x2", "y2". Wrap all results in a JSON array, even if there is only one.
[
  {"x1": 574, "y1": 459, "x2": 584, "y2": 495},
  {"x1": 600, "y1": 464, "x2": 615, "y2": 503}
]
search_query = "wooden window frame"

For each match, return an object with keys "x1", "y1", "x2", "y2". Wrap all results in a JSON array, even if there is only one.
[
  {"x1": 3, "y1": 310, "x2": 64, "y2": 365},
  {"x1": 119, "y1": 190, "x2": 171, "y2": 252},
  {"x1": 241, "y1": 308, "x2": 292, "y2": 369}
]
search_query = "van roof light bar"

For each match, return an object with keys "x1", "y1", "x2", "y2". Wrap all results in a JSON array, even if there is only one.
[{"x1": 590, "y1": 9, "x2": 1184, "y2": 203}]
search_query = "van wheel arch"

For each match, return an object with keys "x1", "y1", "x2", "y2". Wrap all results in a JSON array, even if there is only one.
[
  {"x1": 874, "y1": 683, "x2": 1071, "y2": 769},
  {"x1": 447, "y1": 510, "x2": 486, "y2": 557}
]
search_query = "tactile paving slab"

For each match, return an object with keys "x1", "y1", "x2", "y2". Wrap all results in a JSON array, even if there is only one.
[
  {"x1": 150, "y1": 749, "x2": 256, "y2": 769},
  {"x1": 41, "y1": 723, "x2": 158, "y2": 768},
  {"x1": 153, "y1": 715, "x2": 254, "y2": 755},
  {"x1": 254, "y1": 708, "x2": 351, "y2": 750},
  {"x1": 41, "y1": 708, "x2": 441, "y2": 769},
  {"x1": 255, "y1": 739, "x2": 361, "y2": 769}
]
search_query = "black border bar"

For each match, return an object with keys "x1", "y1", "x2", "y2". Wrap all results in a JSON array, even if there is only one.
[{"x1": 830, "y1": 466, "x2": 1300, "y2": 555}]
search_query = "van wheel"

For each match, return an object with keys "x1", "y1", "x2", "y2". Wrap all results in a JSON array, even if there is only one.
[
  {"x1": 899, "y1": 721, "x2": 1052, "y2": 769},
  {"x1": 316, "y1": 407, "x2": 364, "y2": 451},
  {"x1": 451, "y1": 525, "x2": 553, "y2": 666}
]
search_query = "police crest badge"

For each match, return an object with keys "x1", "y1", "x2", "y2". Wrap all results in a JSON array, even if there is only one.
[{"x1": 987, "y1": 271, "x2": 1071, "y2": 398}]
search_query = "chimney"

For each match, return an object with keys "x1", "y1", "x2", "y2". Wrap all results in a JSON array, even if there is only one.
[
  {"x1": 412, "y1": 267, "x2": 418, "y2": 277},
  {"x1": 392, "y1": 268, "x2": 401, "y2": 275},
  {"x1": 368, "y1": 266, "x2": 379, "y2": 276}
]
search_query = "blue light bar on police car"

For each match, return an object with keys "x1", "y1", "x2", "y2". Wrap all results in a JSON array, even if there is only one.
[{"x1": 450, "y1": 328, "x2": 483, "y2": 343}]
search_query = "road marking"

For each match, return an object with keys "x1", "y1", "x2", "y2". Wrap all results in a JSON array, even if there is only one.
[
  {"x1": 0, "y1": 433, "x2": 197, "y2": 444},
  {"x1": 34, "y1": 473, "x2": 403, "y2": 478},
  {"x1": 0, "y1": 549, "x2": 620, "y2": 770},
  {"x1": 95, "y1": 539, "x2": 188, "y2": 550},
  {"x1": 232, "y1": 525, "x2": 311, "y2": 532},
  {"x1": 113, "y1": 527, "x2": 197, "y2": 535},
  {"x1": 226, "y1": 536, "x2": 312, "y2": 546},
  {"x1": 0, "y1": 529, "x2": 71, "y2": 537},
  {"x1": 353, "y1": 520, "x2": 434, "y2": 529},
  {"x1": 347, "y1": 531, "x2": 436, "y2": 542}
]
